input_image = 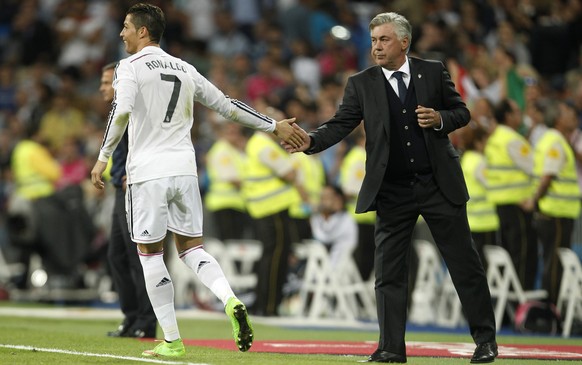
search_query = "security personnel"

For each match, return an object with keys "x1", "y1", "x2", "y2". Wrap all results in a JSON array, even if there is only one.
[
  {"x1": 242, "y1": 131, "x2": 301, "y2": 316},
  {"x1": 288, "y1": 151, "x2": 325, "y2": 243},
  {"x1": 485, "y1": 99, "x2": 537, "y2": 290},
  {"x1": 9, "y1": 125, "x2": 64, "y2": 285},
  {"x1": 339, "y1": 128, "x2": 376, "y2": 280},
  {"x1": 524, "y1": 101, "x2": 581, "y2": 305},
  {"x1": 205, "y1": 122, "x2": 249, "y2": 240},
  {"x1": 460, "y1": 122, "x2": 500, "y2": 265}
]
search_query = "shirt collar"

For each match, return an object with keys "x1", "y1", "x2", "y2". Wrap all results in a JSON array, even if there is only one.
[{"x1": 381, "y1": 57, "x2": 411, "y2": 81}]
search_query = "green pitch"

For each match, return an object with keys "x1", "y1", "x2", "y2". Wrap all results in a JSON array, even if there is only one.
[{"x1": 0, "y1": 305, "x2": 580, "y2": 365}]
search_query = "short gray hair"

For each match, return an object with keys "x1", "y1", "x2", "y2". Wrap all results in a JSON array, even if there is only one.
[{"x1": 369, "y1": 12, "x2": 412, "y2": 47}]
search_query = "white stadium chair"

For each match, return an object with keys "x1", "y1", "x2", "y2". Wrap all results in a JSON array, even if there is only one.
[
  {"x1": 557, "y1": 247, "x2": 582, "y2": 338},
  {"x1": 483, "y1": 245, "x2": 547, "y2": 332}
]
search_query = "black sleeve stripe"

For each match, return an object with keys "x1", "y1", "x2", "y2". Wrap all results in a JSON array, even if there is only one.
[
  {"x1": 230, "y1": 98, "x2": 273, "y2": 125},
  {"x1": 100, "y1": 102, "x2": 117, "y2": 149},
  {"x1": 100, "y1": 63, "x2": 121, "y2": 150}
]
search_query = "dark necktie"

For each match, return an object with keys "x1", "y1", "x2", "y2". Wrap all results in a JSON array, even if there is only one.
[{"x1": 392, "y1": 71, "x2": 407, "y2": 104}]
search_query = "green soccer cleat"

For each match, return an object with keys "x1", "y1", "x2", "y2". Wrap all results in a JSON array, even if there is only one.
[
  {"x1": 142, "y1": 338, "x2": 186, "y2": 357},
  {"x1": 225, "y1": 297, "x2": 254, "y2": 352}
]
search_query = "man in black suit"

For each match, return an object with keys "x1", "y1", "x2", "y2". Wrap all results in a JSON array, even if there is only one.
[{"x1": 285, "y1": 12, "x2": 497, "y2": 364}]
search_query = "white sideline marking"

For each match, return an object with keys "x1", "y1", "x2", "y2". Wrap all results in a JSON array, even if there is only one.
[{"x1": 0, "y1": 344, "x2": 210, "y2": 365}]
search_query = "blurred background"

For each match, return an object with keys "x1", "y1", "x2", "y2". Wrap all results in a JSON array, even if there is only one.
[{"x1": 0, "y1": 0, "x2": 581, "y2": 334}]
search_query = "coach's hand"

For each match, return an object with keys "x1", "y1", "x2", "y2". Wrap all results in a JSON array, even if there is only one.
[
  {"x1": 273, "y1": 118, "x2": 305, "y2": 149},
  {"x1": 91, "y1": 160, "x2": 108, "y2": 190}
]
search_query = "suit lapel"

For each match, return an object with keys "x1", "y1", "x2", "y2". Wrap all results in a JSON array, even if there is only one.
[
  {"x1": 370, "y1": 66, "x2": 391, "y2": 139},
  {"x1": 409, "y1": 59, "x2": 431, "y2": 147},
  {"x1": 410, "y1": 58, "x2": 428, "y2": 106}
]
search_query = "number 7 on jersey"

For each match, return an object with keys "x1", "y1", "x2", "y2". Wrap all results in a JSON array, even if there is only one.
[{"x1": 160, "y1": 73, "x2": 181, "y2": 123}]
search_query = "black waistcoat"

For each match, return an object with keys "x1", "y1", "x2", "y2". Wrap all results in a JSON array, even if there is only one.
[{"x1": 384, "y1": 75, "x2": 432, "y2": 182}]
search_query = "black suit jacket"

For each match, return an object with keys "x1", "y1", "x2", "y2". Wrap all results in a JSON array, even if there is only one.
[{"x1": 307, "y1": 57, "x2": 470, "y2": 212}]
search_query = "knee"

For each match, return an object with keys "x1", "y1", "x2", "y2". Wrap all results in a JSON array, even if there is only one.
[{"x1": 137, "y1": 242, "x2": 164, "y2": 254}]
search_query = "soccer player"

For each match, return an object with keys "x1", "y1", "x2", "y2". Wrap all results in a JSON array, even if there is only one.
[{"x1": 90, "y1": 3, "x2": 304, "y2": 358}]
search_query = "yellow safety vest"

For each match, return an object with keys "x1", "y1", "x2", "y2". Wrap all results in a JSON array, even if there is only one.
[
  {"x1": 339, "y1": 145, "x2": 376, "y2": 224},
  {"x1": 11, "y1": 140, "x2": 61, "y2": 199},
  {"x1": 242, "y1": 133, "x2": 300, "y2": 219},
  {"x1": 288, "y1": 153, "x2": 325, "y2": 219},
  {"x1": 205, "y1": 139, "x2": 246, "y2": 212},
  {"x1": 485, "y1": 125, "x2": 534, "y2": 204},
  {"x1": 534, "y1": 129, "x2": 581, "y2": 218},
  {"x1": 461, "y1": 150, "x2": 500, "y2": 232}
]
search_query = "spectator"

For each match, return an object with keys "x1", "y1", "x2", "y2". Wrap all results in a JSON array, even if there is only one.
[
  {"x1": 207, "y1": 9, "x2": 251, "y2": 59},
  {"x1": 54, "y1": 0, "x2": 106, "y2": 69},
  {"x1": 245, "y1": 55, "x2": 288, "y2": 103},
  {"x1": 8, "y1": 0, "x2": 56, "y2": 66},
  {"x1": 37, "y1": 90, "x2": 85, "y2": 155},
  {"x1": 310, "y1": 184, "x2": 358, "y2": 269}
]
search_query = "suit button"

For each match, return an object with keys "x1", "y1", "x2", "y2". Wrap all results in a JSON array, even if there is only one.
[
  {"x1": 410, "y1": 158, "x2": 414, "y2": 163},
  {"x1": 404, "y1": 126, "x2": 409, "y2": 130},
  {"x1": 402, "y1": 109, "x2": 407, "y2": 113},
  {"x1": 406, "y1": 142, "x2": 411, "y2": 146}
]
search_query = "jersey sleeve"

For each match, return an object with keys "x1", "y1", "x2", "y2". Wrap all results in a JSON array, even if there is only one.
[
  {"x1": 190, "y1": 67, "x2": 276, "y2": 133},
  {"x1": 98, "y1": 61, "x2": 137, "y2": 162}
]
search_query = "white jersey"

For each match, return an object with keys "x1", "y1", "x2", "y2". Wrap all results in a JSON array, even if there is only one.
[{"x1": 98, "y1": 46, "x2": 275, "y2": 184}]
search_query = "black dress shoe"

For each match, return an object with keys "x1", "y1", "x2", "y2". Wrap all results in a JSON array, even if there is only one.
[
  {"x1": 359, "y1": 349, "x2": 407, "y2": 363},
  {"x1": 471, "y1": 342, "x2": 498, "y2": 363},
  {"x1": 107, "y1": 319, "x2": 132, "y2": 337},
  {"x1": 127, "y1": 324, "x2": 157, "y2": 339}
]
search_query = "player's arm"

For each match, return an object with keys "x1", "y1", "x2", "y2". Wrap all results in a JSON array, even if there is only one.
[
  {"x1": 191, "y1": 70, "x2": 303, "y2": 147},
  {"x1": 92, "y1": 62, "x2": 136, "y2": 189}
]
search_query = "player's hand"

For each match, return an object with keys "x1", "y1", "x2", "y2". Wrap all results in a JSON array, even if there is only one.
[
  {"x1": 273, "y1": 118, "x2": 305, "y2": 149},
  {"x1": 416, "y1": 105, "x2": 441, "y2": 129},
  {"x1": 280, "y1": 123, "x2": 310, "y2": 153},
  {"x1": 91, "y1": 160, "x2": 108, "y2": 190}
]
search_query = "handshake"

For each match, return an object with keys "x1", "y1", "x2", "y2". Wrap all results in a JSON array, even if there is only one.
[{"x1": 273, "y1": 118, "x2": 311, "y2": 154}]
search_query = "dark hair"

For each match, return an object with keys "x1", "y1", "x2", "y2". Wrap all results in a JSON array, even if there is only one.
[
  {"x1": 325, "y1": 184, "x2": 347, "y2": 210},
  {"x1": 493, "y1": 99, "x2": 513, "y2": 125},
  {"x1": 102, "y1": 61, "x2": 118, "y2": 72},
  {"x1": 461, "y1": 121, "x2": 488, "y2": 150},
  {"x1": 127, "y1": 3, "x2": 165, "y2": 44}
]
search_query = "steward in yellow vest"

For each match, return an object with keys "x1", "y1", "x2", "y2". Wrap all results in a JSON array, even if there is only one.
[
  {"x1": 288, "y1": 152, "x2": 325, "y2": 242},
  {"x1": 205, "y1": 123, "x2": 249, "y2": 240},
  {"x1": 523, "y1": 101, "x2": 582, "y2": 304},
  {"x1": 12, "y1": 140, "x2": 61, "y2": 200},
  {"x1": 485, "y1": 99, "x2": 537, "y2": 290},
  {"x1": 242, "y1": 131, "x2": 300, "y2": 316},
  {"x1": 459, "y1": 122, "x2": 499, "y2": 265}
]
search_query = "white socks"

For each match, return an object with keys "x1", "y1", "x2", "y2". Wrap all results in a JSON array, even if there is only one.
[
  {"x1": 138, "y1": 250, "x2": 180, "y2": 342},
  {"x1": 179, "y1": 245, "x2": 235, "y2": 305},
  {"x1": 137, "y1": 244, "x2": 235, "y2": 342}
]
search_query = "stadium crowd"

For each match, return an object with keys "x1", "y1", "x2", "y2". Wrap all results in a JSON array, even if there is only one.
[{"x1": 1, "y1": 0, "x2": 582, "y2": 319}]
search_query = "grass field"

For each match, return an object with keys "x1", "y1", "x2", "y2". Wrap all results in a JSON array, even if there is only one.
[{"x1": 0, "y1": 303, "x2": 581, "y2": 365}]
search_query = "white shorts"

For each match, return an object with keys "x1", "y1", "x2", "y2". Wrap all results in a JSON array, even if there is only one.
[{"x1": 126, "y1": 175, "x2": 203, "y2": 244}]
